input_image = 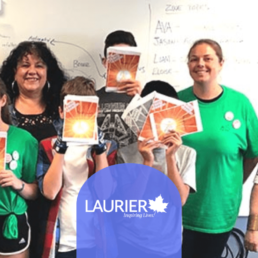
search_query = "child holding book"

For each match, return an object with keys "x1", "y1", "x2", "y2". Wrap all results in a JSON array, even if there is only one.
[
  {"x1": 116, "y1": 82, "x2": 196, "y2": 257},
  {"x1": 36, "y1": 76, "x2": 108, "y2": 258},
  {"x1": 97, "y1": 30, "x2": 142, "y2": 150},
  {"x1": 118, "y1": 80, "x2": 196, "y2": 205},
  {"x1": 0, "y1": 78, "x2": 38, "y2": 258}
]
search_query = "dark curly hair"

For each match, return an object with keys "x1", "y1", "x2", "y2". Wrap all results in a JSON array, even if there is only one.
[{"x1": 0, "y1": 41, "x2": 68, "y2": 118}]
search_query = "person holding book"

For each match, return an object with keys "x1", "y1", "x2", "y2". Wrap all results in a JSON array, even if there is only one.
[
  {"x1": 245, "y1": 172, "x2": 258, "y2": 252},
  {"x1": 115, "y1": 80, "x2": 196, "y2": 257},
  {"x1": 117, "y1": 80, "x2": 196, "y2": 205},
  {"x1": 178, "y1": 39, "x2": 258, "y2": 258},
  {"x1": 36, "y1": 76, "x2": 108, "y2": 258},
  {"x1": 97, "y1": 30, "x2": 141, "y2": 150},
  {"x1": 0, "y1": 78, "x2": 38, "y2": 258},
  {"x1": 0, "y1": 41, "x2": 68, "y2": 257}
]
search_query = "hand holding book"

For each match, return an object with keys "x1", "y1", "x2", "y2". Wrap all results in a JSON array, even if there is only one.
[
  {"x1": 138, "y1": 137, "x2": 161, "y2": 167},
  {"x1": 161, "y1": 130, "x2": 182, "y2": 156},
  {"x1": 117, "y1": 79, "x2": 142, "y2": 96}
]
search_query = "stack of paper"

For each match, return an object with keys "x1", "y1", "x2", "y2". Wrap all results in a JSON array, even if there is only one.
[
  {"x1": 62, "y1": 95, "x2": 99, "y2": 145},
  {"x1": 0, "y1": 132, "x2": 7, "y2": 170},
  {"x1": 122, "y1": 91, "x2": 203, "y2": 141},
  {"x1": 105, "y1": 46, "x2": 141, "y2": 92}
]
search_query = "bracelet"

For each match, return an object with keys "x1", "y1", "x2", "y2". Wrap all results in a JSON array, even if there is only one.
[
  {"x1": 16, "y1": 182, "x2": 25, "y2": 192},
  {"x1": 92, "y1": 143, "x2": 107, "y2": 155},
  {"x1": 247, "y1": 214, "x2": 258, "y2": 231},
  {"x1": 53, "y1": 137, "x2": 67, "y2": 154}
]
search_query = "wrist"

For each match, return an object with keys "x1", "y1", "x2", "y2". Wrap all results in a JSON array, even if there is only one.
[
  {"x1": 53, "y1": 137, "x2": 67, "y2": 154},
  {"x1": 143, "y1": 159, "x2": 153, "y2": 167},
  {"x1": 166, "y1": 154, "x2": 176, "y2": 162},
  {"x1": 15, "y1": 181, "x2": 25, "y2": 192},
  {"x1": 92, "y1": 143, "x2": 107, "y2": 155},
  {"x1": 92, "y1": 129, "x2": 107, "y2": 155},
  {"x1": 247, "y1": 214, "x2": 258, "y2": 231}
]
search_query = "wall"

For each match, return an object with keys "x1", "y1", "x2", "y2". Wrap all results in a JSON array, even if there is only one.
[{"x1": 0, "y1": 0, "x2": 257, "y2": 215}]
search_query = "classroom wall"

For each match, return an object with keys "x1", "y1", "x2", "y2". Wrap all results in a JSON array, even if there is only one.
[{"x1": 0, "y1": 0, "x2": 257, "y2": 216}]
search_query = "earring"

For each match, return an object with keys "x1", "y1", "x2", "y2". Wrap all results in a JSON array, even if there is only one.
[
  {"x1": 47, "y1": 81, "x2": 50, "y2": 91},
  {"x1": 11, "y1": 81, "x2": 16, "y2": 93}
]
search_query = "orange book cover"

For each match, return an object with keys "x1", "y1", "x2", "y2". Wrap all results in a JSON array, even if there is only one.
[
  {"x1": 106, "y1": 46, "x2": 141, "y2": 92},
  {"x1": 150, "y1": 101, "x2": 203, "y2": 140},
  {"x1": 63, "y1": 95, "x2": 99, "y2": 143},
  {"x1": 139, "y1": 92, "x2": 185, "y2": 140},
  {"x1": 0, "y1": 132, "x2": 7, "y2": 170}
]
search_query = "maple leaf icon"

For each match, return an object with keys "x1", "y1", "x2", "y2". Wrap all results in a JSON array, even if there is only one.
[{"x1": 148, "y1": 195, "x2": 168, "y2": 213}]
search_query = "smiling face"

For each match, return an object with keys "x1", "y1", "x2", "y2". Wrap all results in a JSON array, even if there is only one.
[
  {"x1": 14, "y1": 54, "x2": 47, "y2": 97},
  {"x1": 187, "y1": 43, "x2": 223, "y2": 86}
]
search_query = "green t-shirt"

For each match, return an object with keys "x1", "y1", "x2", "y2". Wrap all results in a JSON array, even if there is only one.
[
  {"x1": 178, "y1": 85, "x2": 258, "y2": 233},
  {"x1": 0, "y1": 125, "x2": 38, "y2": 238}
]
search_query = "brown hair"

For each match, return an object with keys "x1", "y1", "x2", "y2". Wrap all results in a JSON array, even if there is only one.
[
  {"x1": 0, "y1": 78, "x2": 11, "y2": 124},
  {"x1": 60, "y1": 76, "x2": 96, "y2": 109},
  {"x1": 187, "y1": 39, "x2": 224, "y2": 62}
]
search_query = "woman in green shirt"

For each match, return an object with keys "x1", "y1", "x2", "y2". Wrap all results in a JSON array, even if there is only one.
[{"x1": 179, "y1": 39, "x2": 258, "y2": 258}]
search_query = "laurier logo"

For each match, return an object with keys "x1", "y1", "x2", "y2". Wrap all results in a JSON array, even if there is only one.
[
  {"x1": 85, "y1": 194, "x2": 168, "y2": 218},
  {"x1": 149, "y1": 195, "x2": 168, "y2": 213}
]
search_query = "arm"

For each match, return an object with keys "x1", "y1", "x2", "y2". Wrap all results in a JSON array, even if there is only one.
[
  {"x1": 245, "y1": 182, "x2": 258, "y2": 252},
  {"x1": 95, "y1": 152, "x2": 109, "y2": 172},
  {"x1": 117, "y1": 79, "x2": 142, "y2": 96},
  {"x1": 162, "y1": 131, "x2": 190, "y2": 206},
  {"x1": 0, "y1": 170, "x2": 37, "y2": 200},
  {"x1": 42, "y1": 153, "x2": 64, "y2": 200},
  {"x1": 92, "y1": 128, "x2": 110, "y2": 172},
  {"x1": 243, "y1": 157, "x2": 258, "y2": 183},
  {"x1": 37, "y1": 137, "x2": 66, "y2": 200}
]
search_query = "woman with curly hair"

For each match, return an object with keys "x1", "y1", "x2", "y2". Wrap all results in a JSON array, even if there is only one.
[
  {"x1": 0, "y1": 41, "x2": 68, "y2": 257},
  {"x1": 0, "y1": 41, "x2": 68, "y2": 141}
]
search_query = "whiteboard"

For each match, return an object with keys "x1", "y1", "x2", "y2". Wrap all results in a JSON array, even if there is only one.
[{"x1": 0, "y1": 0, "x2": 257, "y2": 215}]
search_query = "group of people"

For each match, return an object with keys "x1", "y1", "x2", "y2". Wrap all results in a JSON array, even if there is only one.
[{"x1": 0, "y1": 29, "x2": 257, "y2": 258}]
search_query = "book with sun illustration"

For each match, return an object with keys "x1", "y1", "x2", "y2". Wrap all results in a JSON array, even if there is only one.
[
  {"x1": 0, "y1": 132, "x2": 7, "y2": 170},
  {"x1": 149, "y1": 100, "x2": 203, "y2": 140},
  {"x1": 105, "y1": 46, "x2": 141, "y2": 92},
  {"x1": 62, "y1": 95, "x2": 99, "y2": 144},
  {"x1": 138, "y1": 92, "x2": 185, "y2": 141}
]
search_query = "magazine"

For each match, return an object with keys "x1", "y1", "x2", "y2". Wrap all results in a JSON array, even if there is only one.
[
  {"x1": 0, "y1": 132, "x2": 7, "y2": 170},
  {"x1": 150, "y1": 100, "x2": 203, "y2": 140},
  {"x1": 138, "y1": 92, "x2": 185, "y2": 141},
  {"x1": 105, "y1": 46, "x2": 141, "y2": 92},
  {"x1": 122, "y1": 93, "x2": 154, "y2": 136},
  {"x1": 62, "y1": 95, "x2": 99, "y2": 144}
]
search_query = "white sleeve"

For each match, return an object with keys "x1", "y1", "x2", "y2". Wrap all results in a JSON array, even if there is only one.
[
  {"x1": 254, "y1": 170, "x2": 258, "y2": 184},
  {"x1": 177, "y1": 146, "x2": 197, "y2": 192}
]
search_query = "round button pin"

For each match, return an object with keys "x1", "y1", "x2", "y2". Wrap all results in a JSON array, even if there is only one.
[
  {"x1": 233, "y1": 119, "x2": 241, "y2": 129},
  {"x1": 12, "y1": 151, "x2": 19, "y2": 161},
  {"x1": 9, "y1": 160, "x2": 17, "y2": 170},
  {"x1": 225, "y1": 111, "x2": 234, "y2": 121},
  {"x1": 5, "y1": 154, "x2": 12, "y2": 163}
]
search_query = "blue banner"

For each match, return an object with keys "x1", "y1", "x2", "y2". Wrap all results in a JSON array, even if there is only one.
[{"x1": 77, "y1": 163, "x2": 182, "y2": 258}]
